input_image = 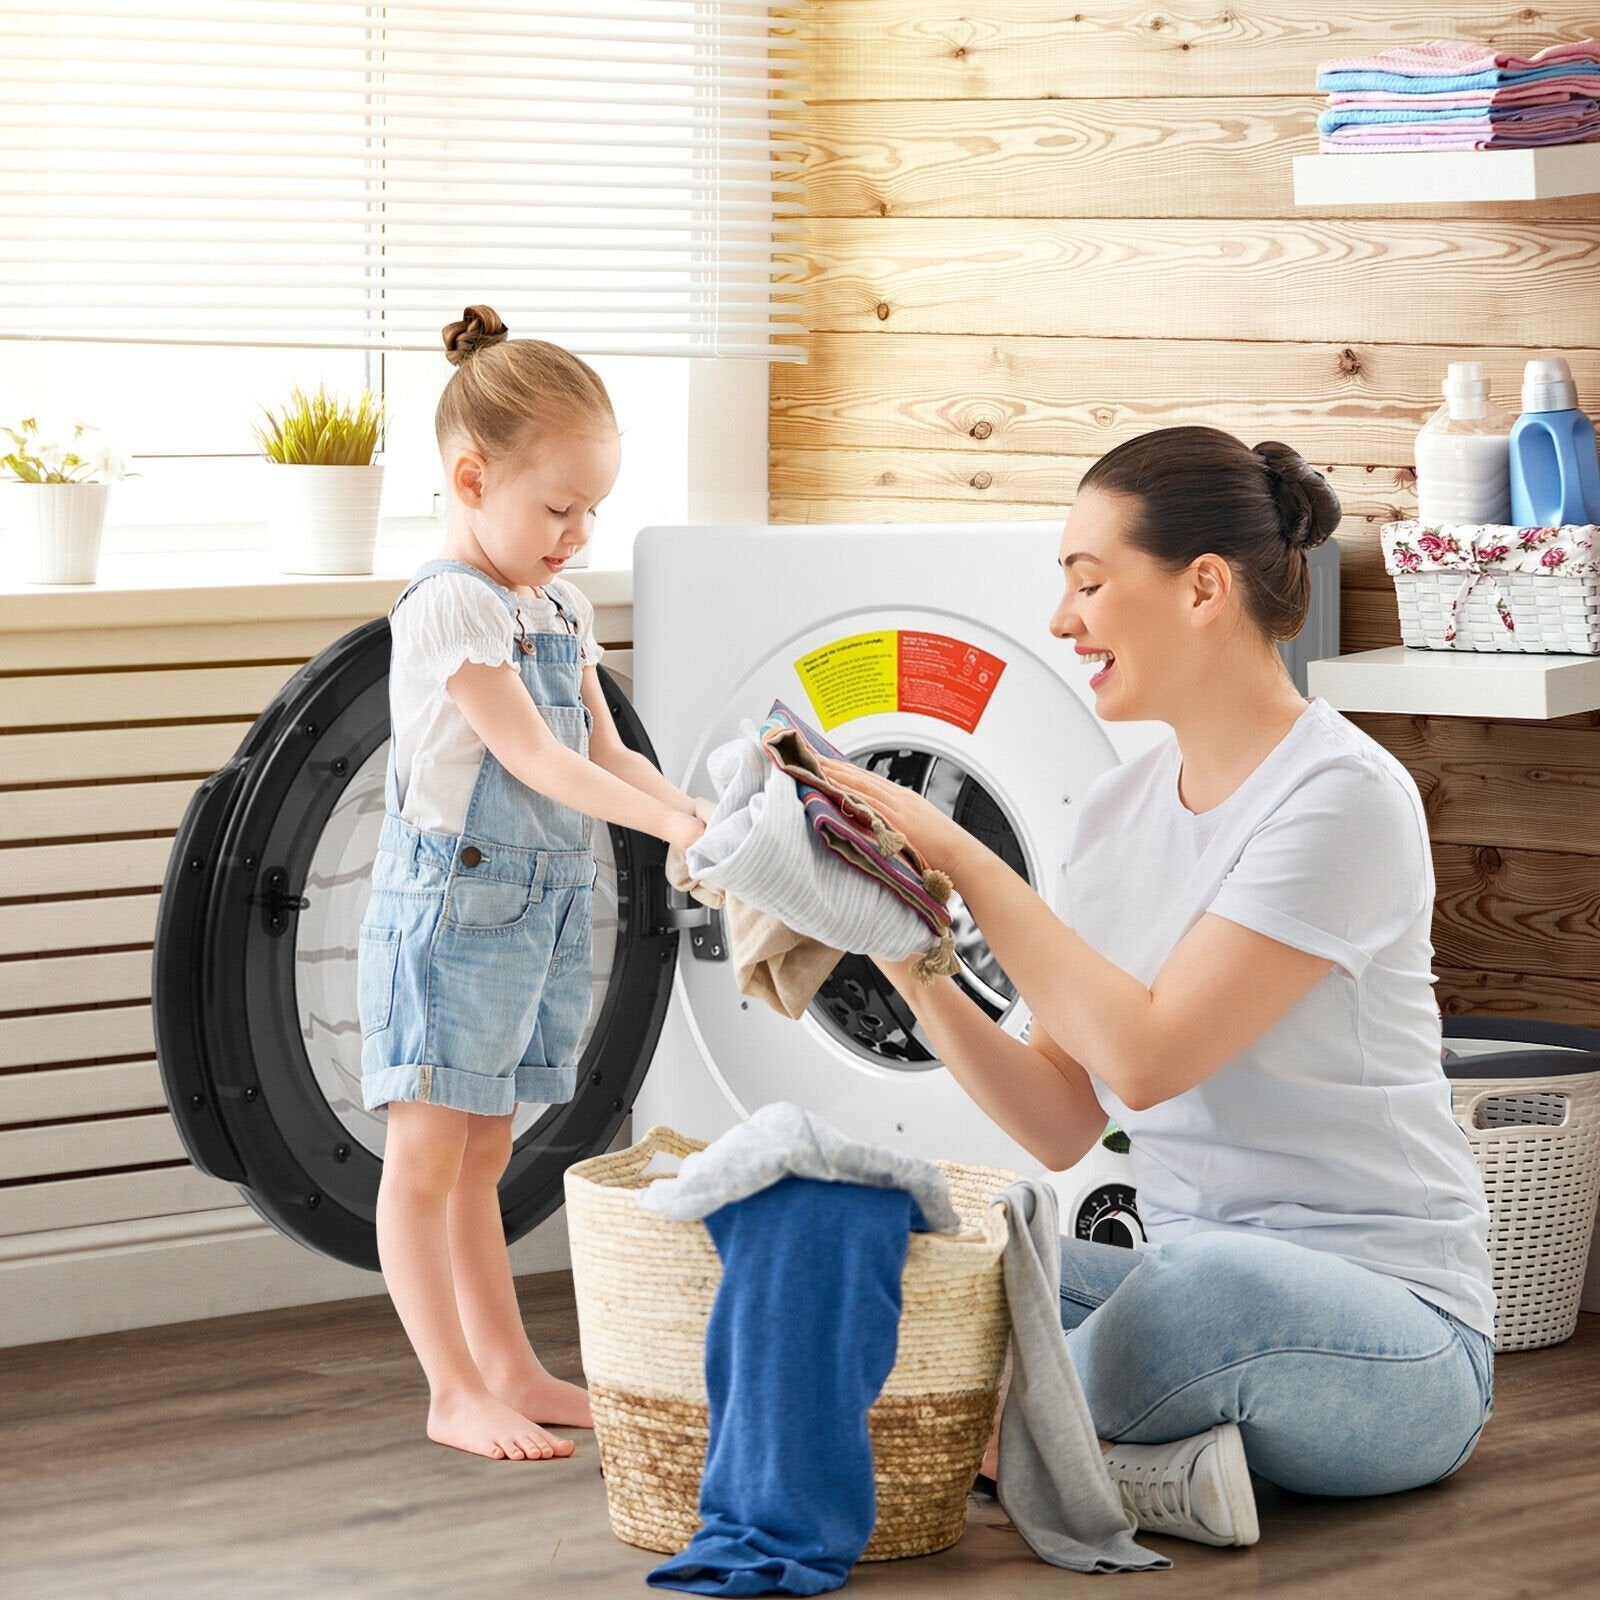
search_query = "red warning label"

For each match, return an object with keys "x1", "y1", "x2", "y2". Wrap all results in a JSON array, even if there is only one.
[{"x1": 896, "y1": 631, "x2": 1006, "y2": 734}]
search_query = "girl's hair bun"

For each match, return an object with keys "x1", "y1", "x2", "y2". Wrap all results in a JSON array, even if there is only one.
[
  {"x1": 443, "y1": 304, "x2": 509, "y2": 366},
  {"x1": 1251, "y1": 441, "x2": 1342, "y2": 551}
]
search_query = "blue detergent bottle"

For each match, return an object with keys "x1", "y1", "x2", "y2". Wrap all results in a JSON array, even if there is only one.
[{"x1": 1508, "y1": 356, "x2": 1600, "y2": 526}]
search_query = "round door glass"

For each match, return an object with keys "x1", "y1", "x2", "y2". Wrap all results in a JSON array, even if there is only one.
[{"x1": 293, "y1": 741, "x2": 619, "y2": 1155}]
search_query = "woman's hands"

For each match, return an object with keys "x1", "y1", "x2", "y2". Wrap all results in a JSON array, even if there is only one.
[{"x1": 816, "y1": 756, "x2": 980, "y2": 876}]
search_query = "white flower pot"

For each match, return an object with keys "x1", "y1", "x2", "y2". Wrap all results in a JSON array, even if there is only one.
[
  {"x1": 4, "y1": 481, "x2": 110, "y2": 584},
  {"x1": 265, "y1": 462, "x2": 384, "y2": 576}
]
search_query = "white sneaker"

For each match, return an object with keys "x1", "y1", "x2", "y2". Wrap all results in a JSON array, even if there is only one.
[{"x1": 1102, "y1": 1422, "x2": 1259, "y2": 1548}]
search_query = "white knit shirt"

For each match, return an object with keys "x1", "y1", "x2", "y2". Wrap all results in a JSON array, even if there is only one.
[{"x1": 387, "y1": 569, "x2": 603, "y2": 836}]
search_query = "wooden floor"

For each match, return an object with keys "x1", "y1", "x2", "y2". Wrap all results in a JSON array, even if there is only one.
[{"x1": 1, "y1": 1276, "x2": 1595, "y2": 1600}]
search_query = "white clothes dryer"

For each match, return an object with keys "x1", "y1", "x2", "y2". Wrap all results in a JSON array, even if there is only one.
[
  {"x1": 635, "y1": 522, "x2": 1338, "y2": 1240},
  {"x1": 633, "y1": 522, "x2": 1170, "y2": 1225}
]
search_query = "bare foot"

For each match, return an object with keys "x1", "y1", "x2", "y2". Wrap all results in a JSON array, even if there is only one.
[
  {"x1": 492, "y1": 1366, "x2": 595, "y2": 1430},
  {"x1": 978, "y1": 1391, "x2": 1003, "y2": 1481},
  {"x1": 427, "y1": 1389, "x2": 576, "y2": 1461}
]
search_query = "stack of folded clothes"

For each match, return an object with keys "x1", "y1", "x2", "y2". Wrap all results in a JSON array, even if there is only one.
[
  {"x1": 1317, "y1": 37, "x2": 1600, "y2": 152},
  {"x1": 668, "y1": 701, "x2": 960, "y2": 1020}
]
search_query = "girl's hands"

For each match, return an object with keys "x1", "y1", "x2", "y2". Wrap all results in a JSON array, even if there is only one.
[
  {"x1": 663, "y1": 808, "x2": 706, "y2": 855},
  {"x1": 816, "y1": 757, "x2": 977, "y2": 875}
]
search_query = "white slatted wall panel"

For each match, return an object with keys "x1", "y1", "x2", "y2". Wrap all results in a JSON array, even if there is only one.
[{"x1": 0, "y1": 584, "x2": 631, "y2": 1344}]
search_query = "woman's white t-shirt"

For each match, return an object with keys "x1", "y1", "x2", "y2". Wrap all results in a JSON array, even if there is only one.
[
  {"x1": 1058, "y1": 697, "x2": 1495, "y2": 1336},
  {"x1": 387, "y1": 569, "x2": 604, "y2": 837}
]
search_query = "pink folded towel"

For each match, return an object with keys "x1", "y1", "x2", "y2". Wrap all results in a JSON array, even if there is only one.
[
  {"x1": 1322, "y1": 38, "x2": 1600, "y2": 77},
  {"x1": 1320, "y1": 122, "x2": 1600, "y2": 152}
]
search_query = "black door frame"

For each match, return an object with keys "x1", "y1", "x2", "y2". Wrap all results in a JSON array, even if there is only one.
[{"x1": 154, "y1": 618, "x2": 677, "y2": 1269}]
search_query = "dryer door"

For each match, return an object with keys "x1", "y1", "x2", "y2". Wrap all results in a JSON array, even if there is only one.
[{"x1": 153, "y1": 619, "x2": 676, "y2": 1269}]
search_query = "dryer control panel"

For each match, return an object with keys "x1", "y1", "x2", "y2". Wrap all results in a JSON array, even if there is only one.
[
  {"x1": 1054, "y1": 1126, "x2": 1144, "y2": 1250},
  {"x1": 1075, "y1": 1182, "x2": 1145, "y2": 1249}
]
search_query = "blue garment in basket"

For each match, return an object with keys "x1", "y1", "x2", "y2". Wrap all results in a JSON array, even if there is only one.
[{"x1": 646, "y1": 1177, "x2": 926, "y2": 1597}]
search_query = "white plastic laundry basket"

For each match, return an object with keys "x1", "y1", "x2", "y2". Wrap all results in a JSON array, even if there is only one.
[{"x1": 1447, "y1": 1054, "x2": 1600, "y2": 1351}]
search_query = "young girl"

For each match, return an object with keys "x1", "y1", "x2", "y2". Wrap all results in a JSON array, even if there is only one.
[{"x1": 359, "y1": 305, "x2": 705, "y2": 1462}]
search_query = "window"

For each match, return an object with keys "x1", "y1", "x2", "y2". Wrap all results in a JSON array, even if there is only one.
[{"x1": 1, "y1": 2, "x2": 802, "y2": 564}]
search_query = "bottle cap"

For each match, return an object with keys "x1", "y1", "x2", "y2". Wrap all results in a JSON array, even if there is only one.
[
  {"x1": 1523, "y1": 356, "x2": 1579, "y2": 413},
  {"x1": 1442, "y1": 362, "x2": 1489, "y2": 418}
]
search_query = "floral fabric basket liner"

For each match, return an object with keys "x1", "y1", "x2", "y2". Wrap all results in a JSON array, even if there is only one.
[{"x1": 1381, "y1": 520, "x2": 1600, "y2": 653}]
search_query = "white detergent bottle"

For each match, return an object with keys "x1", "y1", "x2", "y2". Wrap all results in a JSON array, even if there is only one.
[{"x1": 1414, "y1": 362, "x2": 1513, "y2": 526}]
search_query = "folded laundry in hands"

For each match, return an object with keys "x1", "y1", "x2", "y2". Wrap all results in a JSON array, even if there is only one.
[
  {"x1": 666, "y1": 796, "x2": 840, "y2": 1021},
  {"x1": 758, "y1": 701, "x2": 955, "y2": 955},
  {"x1": 675, "y1": 724, "x2": 959, "y2": 1014}
]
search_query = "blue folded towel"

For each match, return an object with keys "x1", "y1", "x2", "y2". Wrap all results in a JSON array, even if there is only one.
[
  {"x1": 646, "y1": 1177, "x2": 925, "y2": 1597},
  {"x1": 1317, "y1": 61, "x2": 1592, "y2": 93},
  {"x1": 1318, "y1": 98, "x2": 1599, "y2": 133}
]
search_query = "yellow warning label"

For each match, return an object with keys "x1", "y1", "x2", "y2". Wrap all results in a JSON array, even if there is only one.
[{"x1": 794, "y1": 631, "x2": 898, "y2": 731}]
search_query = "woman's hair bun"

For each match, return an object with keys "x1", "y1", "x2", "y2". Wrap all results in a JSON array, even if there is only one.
[
  {"x1": 442, "y1": 304, "x2": 509, "y2": 366},
  {"x1": 1251, "y1": 441, "x2": 1341, "y2": 551}
]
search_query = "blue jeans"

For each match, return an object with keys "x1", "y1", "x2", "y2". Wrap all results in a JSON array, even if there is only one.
[{"x1": 1058, "y1": 1232, "x2": 1495, "y2": 1497}]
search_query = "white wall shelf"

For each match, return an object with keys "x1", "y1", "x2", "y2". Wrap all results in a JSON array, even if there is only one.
[
  {"x1": 1309, "y1": 645, "x2": 1600, "y2": 720},
  {"x1": 1293, "y1": 142, "x2": 1600, "y2": 206}
]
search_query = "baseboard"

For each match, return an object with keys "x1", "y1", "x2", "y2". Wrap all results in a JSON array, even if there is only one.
[{"x1": 0, "y1": 1203, "x2": 571, "y2": 1348}]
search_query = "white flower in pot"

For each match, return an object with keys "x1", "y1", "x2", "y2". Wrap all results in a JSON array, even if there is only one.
[
  {"x1": 1, "y1": 416, "x2": 131, "y2": 584},
  {"x1": 254, "y1": 385, "x2": 385, "y2": 576}
]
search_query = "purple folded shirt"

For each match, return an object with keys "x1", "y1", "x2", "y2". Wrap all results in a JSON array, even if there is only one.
[{"x1": 1320, "y1": 121, "x2": 1600, "y2": 151}]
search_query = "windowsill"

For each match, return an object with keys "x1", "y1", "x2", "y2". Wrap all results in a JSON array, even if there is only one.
[{"x1": 0, "y1": 534, "x2": 633, "y2": 634}]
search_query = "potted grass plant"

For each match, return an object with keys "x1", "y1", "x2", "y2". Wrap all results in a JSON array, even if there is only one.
[
  {"x1": 1, "y1": 417, "x2": 130, "y2": 583},
  {"x1": 255, "y1": 385, "x2": 385, "y2": 575}
]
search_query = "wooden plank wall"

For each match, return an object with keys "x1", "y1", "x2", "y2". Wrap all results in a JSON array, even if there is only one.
[{"x1": 772, "y1": 1, "x2": 1600, "y2": 1028}]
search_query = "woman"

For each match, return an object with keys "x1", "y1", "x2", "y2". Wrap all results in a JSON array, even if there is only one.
[{"x1": 821, "y1": 426, "x2": 1495, "y2": 1549}]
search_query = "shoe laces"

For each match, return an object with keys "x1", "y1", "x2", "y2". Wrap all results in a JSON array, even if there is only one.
[{"x1": 1116, "y1": 1458, "x2": 1196, "y2": 1533}]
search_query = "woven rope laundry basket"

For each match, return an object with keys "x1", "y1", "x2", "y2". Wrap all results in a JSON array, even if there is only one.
[{"x1": 565, "y1": 1125, "x2": 1017, "y2": 1562}]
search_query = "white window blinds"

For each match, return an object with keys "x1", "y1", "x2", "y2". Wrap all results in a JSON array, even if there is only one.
[{"x1": 0, "y1": 1, "x2": 806, "y2": 359}]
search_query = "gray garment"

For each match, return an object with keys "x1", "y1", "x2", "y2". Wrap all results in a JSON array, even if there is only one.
[
  {"x1": 635, "y1": 1102, "x2": 961, "y2": 1233},
  {"x1": 997, "y1": 1180, "x2": 1169, "y2": 1573}
]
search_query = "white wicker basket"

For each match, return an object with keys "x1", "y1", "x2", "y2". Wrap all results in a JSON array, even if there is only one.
[
  {"x1": 1450, "y1": 1066, "x2": 1600, "y2": 1351},
  {"x1": 1381, "y1": 520, "x2": 1600, "y2": 653}
]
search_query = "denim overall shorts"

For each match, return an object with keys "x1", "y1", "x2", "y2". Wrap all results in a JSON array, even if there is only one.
[{"x1": 358, "y1": 559, "x2": 597, "y2": 1116}]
